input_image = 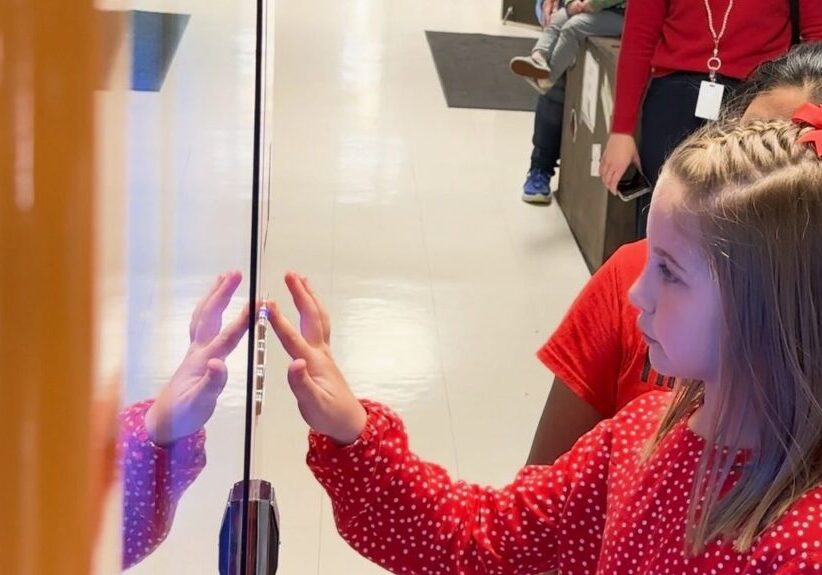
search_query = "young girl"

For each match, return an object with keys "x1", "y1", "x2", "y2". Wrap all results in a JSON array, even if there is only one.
[
  {"x1": 528, "y1": 43, "x2": 822, "y2": 468},
  {"x1": 269, "y1": 114, "x2": 822, "y2": 572}
]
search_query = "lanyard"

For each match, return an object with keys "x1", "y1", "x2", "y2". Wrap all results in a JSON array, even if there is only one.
[{"x1": 703, "y1": 0, "x2": 735, "y2": 82}]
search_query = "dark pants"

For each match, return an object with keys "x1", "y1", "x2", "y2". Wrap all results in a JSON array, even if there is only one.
[
  {"x1": 529, "y1": 70, "x2": 740, "y2": 236},
  {"x1": 635, "y1": 72, "x2": 740, "y2": 236},
  {"x1": 529, "y1": 74, "x2": 566, "y2": 178}
]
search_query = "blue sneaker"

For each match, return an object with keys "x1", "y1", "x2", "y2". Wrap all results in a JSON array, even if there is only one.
[{"x1": 522, "y1": 168, "x2": 552, "y2": 204}]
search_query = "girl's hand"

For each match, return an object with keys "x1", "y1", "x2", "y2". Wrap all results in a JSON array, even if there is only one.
[
  {"x1": 267, "y1": 273, "x2": 367, "y2": 446},
  {"x1": 145, "y1": 271, "x2": 250, "y2": 446},
  {"x1": 577, "y1": 0, "x2": 594, "y2": 13},
  {"x1": 599, "y1": 133, "x2": 641, "y2": 194},
  {"x1": 566, "y1": 0, "x2": 584, "y2": 16},
  {"x1": 542, "y1": 0, "x2": 560, "y2": 24}
]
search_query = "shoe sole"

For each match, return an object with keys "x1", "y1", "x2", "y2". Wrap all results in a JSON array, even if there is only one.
[
  {"x1": 522, "y1": 192, "x2": 552, "y2": 205},
  {"x1": 523, "y1": 77, "x2": 550, "y2": 95},
  {"x1": 510, "y1": 59, "x2": 551, "y2": 80}
]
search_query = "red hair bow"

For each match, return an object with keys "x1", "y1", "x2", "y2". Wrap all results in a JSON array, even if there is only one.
[{"x1": 792, "y1": 103, "x2": 822, "y2": 157}]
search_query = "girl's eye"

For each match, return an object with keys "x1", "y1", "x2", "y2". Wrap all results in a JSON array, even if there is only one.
[{"x1": 657, "y1": 262, "x2": 680, "y2": 284}]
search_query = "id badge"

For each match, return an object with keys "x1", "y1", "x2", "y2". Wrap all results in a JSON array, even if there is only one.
[{"x1": 695, "y1": 81, "x2": 725, "y2": 120}]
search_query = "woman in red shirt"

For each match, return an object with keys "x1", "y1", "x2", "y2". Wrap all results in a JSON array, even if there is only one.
[
  {"x1": 599, "y1": 0, "x2": 822, "y2": 237},
  {"x1": 529, "y1": 43, "x2": 822, "y2": 470},
  {"x1": 268, "y1": 114, "x2": 822, "y2": 572}
]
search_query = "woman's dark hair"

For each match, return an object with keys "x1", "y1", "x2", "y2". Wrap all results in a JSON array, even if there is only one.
[{"x1": 723, "y1": 42, "x2": 822, "y2": 118}]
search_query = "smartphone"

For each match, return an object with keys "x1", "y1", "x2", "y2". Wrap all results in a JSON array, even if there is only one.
[{"x1": 616, "y1": 164, "x2": 652, "y2": 202}]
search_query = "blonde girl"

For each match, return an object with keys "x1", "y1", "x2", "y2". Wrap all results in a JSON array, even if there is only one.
[{"x1": 268, "y1": 110, "x2": 822, "y2": 573}]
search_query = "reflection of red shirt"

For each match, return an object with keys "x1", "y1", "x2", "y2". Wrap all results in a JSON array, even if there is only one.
[
  {"x1": 120, "y1": 400, "x2": 206, "y2": 569},
  {"x1": 537, "y1": 239, "x2": 675, "y2": 418}
]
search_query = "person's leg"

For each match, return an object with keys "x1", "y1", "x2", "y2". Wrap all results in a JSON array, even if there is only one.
[
  {"x1": 522, "y1": 75, "x2": 566, "y2": 203},
  {"x1": 512, "y1": 8, "x2": 570, "y2": 89},
  {"x1": 533, "y1": 8, "x2": 570, "y2": 58},
  {"x1": 548, "y1": 10, "x2": 624, "y2": 80},
  {"x1": 530, "y1": 74, "x2": 566, "y2": 177}
]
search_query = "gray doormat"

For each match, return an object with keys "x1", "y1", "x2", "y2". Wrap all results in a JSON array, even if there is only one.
[{"x1": 425, "y1": 31, "x2": 539, "y2": 112}]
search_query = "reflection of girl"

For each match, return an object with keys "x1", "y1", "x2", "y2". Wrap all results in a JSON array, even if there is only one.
[
  {"x1": 269, "y1": 112, "x2": 822, "y2": 572},
  {"x1": 121, "y1": 272, "x2": 249, "y2": 569}
]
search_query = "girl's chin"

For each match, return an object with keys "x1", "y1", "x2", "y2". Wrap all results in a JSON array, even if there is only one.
[{"x1": 647, "y1": 345, "x2": 674, "y2": 377}]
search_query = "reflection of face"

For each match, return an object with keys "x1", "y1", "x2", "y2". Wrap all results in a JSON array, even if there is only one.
[
  {"x1": 629, "y1": 173, "x2": 722, "y2": 383},
  {"x1": 742, "y1": 85, "x2": 810, "y2": 121}
]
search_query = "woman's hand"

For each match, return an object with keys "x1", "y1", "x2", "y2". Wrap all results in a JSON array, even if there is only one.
[
  {"x1": 145, "y1": 271, "x2": 250, "y2": 446},
  {"x1": 599, "y1": 133, "x2": 640, "y2": 194},
  {"x1": 267, "y1": 273, "x2": 367, "y2": 446}
]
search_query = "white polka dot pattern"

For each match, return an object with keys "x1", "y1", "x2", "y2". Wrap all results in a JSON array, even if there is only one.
[
  {"x1": 307, "y1": 393, "x2": 822, "y2": 574},
  {"x1": 119, "y1": 400, "x2": 207, "y2": 569}
]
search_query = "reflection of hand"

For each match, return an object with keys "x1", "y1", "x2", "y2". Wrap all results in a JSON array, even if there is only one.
[
  {"x1": 599, "y1": 133, "x2": 641, "y2": 194},
  {"x1": 145, "y1": 271, "x2": 250, "y2": 446},
  {"x1": 267, "y1": 272, "x2": 367, "y2": 446}
]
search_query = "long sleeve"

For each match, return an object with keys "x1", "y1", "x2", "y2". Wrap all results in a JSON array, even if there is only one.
[
  {"x1": 611, "y1": 0, "x2": 666, "y2": 134},
  {"x1": 307, "y1": 400, "x2": 613, "y2": 575},
  {"x1": 119, "y1": 400, "x2": 207, "y2": 569}
]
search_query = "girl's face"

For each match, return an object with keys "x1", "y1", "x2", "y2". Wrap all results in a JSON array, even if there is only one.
[{"x1": 629, "y1": 173, "x2": 722, "y2": 383}]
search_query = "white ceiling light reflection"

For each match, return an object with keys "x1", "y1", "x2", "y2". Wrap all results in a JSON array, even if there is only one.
[
  {"x1": 332, "y1": 286, "x2": 439, "y2": 410},
  {"x1": 340, "y1": 0, "x2": 384, "y2": 116}
]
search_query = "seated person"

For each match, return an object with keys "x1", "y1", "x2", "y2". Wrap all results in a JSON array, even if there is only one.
[{"x1": 510, "y1": 0, "x2": 625, "y2": 94}]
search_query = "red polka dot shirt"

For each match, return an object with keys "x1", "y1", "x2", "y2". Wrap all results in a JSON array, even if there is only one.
[
  {"x1": 119, "y1": 400, "x2": 206, "y2": 569},
  {"x1": 308, "y1": 392, "x2": 822, "y2": 574}
]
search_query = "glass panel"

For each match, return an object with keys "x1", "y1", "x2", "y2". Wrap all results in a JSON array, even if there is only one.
[{"x1": 120, "y1": 0, "x2": 260, "y2": 571}]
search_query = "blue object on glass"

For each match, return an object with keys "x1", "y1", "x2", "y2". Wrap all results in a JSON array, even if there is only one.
[{"x1": 131, "y1": 10, "x2": 191, "y2": 92}]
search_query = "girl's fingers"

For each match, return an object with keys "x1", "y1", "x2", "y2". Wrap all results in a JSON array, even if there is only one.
[
  {"x1": 301, "y1": 276, "x2": 331, "y2": 344},
  {"x1": 267, "y1": 301, "x2": 313, "y2": 361},
  {"x1": 192, "y1": 271, "x2": 243, "y2": 345},
  {"x1": 193, "y1": 270, "x2": 243, "y2": 346},
  {"x1": 193, "y1": 358, "x2": 230, "y2": 401},
  {"x1": 284, "y1": 272, "x2": 325, "y2": 346},
  {"x1": 286, "y1": 359, "x2": 326, "y2": 409},
  {"x1": 190, "y1": 274, "x2": 225, "y2": 342},
  {"x1": 207, "y1": 303, "x2": 250, "y2": 360}
]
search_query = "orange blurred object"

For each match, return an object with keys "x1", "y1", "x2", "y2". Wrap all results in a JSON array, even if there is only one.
[{"x1": 0, "y1": 0, "x2": 128, "y2": 572}]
